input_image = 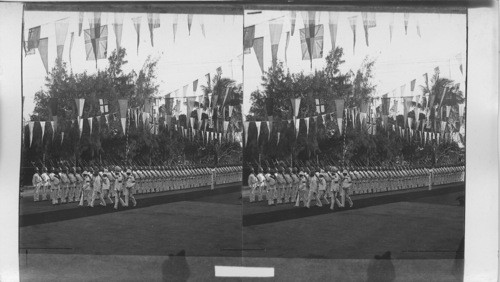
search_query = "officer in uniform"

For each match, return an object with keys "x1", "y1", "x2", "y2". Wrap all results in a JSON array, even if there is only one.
[
  {"x1": 256, "y1": 167, "x2": 266, "y2": 202},
  {"x1": 283, "y1": 167, "x2": 293, "y2": 204},
  {"x1": 341, "y1": 169, "x2": 353, "y2": 208},
  {"x1": 124, "y1": 169, "x2": 137, "y2": 207},
  {"x1": 67, "y1": 167, "x2": 77, "y2": 203},
  {"x1": 32, "y1": 167, "x2": 42, "y2": 202},
  {"x1": 89, "y1": 168, "x2": 105, "y2": 207},
  {"x1": 306, "y1": 170, "x2": 321, "y2": 208},
  {"x1": 317, "y1": 170, "x2": 329, "y2": 205},
  {"x1": 75, "y1": 167, "x2": 83, "y2": 203},
  {"x1": 248, "y1": 167, "x2": 258, "y2": 203},
  {"x1": 113, "y1": 166, "x2": 126, "y2": 209},
  {"x1": 40, "y1": 167, "x2": 50, "y2": 201},
  {"x1": 101, "y1": 168, "x2": 114, "y2": 204},
  {"x1": 59, "y1": 167, "x2": 70, "y2": 204},
  {"x1": 79, "y1": 169, "x2": 91, "y2": 206},
  {"x1": 328, "y1": 167, "x2": 342, "y2": 209},
  {"x1": 265, "y1": 168, "x2": 276, "y2": 206},
  {"x1": 49, "y1": 167, "x2": 60, "y2": 205},
  {"x1": 295, "y1": 170, "x2": 308, "y2": 207},
  {"x1": 275, "y1": 167, "x2": 286, "y2": 204}
]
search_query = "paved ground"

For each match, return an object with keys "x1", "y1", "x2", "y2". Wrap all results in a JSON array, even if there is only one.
[
  {"x1": 18, "y1": 182, "x2": 465, "y2": 281},
  {"x1": 20, "y1": 184, "x2": 243, "y2": 258},
  {"x1": 242, "y1": 183, "x2": 465, "y2": 260}
]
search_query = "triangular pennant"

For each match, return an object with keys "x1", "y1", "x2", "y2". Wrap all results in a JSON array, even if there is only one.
[
  {"x1": 223, "y1": 121, "x2": 229, "y2": 133},
  {"x1": 40, "y1": 121, "x2": 46, "y2": 141},
  {"x1": 118, "y1": 99, "x2": 128, "y2": 134},
  {"x1": 348, "y1": 16, "x2": 357, "y2": 54},
  {"x1": 200, "y1": 15, "x2": 205, "y2": 38},
  {"x1": 253, "y1": 37, "x2": 264, "y2": 73},
  {"x1": 69, "y1": 32, "x2": 74, "y2": 68},
  {"x1": 132, "y1": 17, "x2": 141, "y2": 55},
  {"x1": 285, "y1": 31, "x2": 290, "y2": 63},
  {"x1": 305, "y1": 117, "x2": 310, "y2": 136},
  {"x1": 50, "y1": 121, "x2": 56, "y2": 140},
  {"x1": 255, "y1": 121, "x2": 262, "y2": 140},
  {"x1": 269, "y1": 18, "x2": 284, "y2": 67},
  {"x1": 243, "y1": 121, "x2": 249, "y2": 146},
  {"x1": 55, "y1": 18, "x2": 69, "y2": 60},
  {"x1": 389, "y1": 13, "x2": 394, "y2": 42},
  {"x1": 294, "y1": 117, "x2": 300, "y2": 138},
  {"x1": 78, "y1": 117, "x2": 83, "y2": 138},
  {"x1": 38, "y1": 38, "x2": 49, "y2": 74},
  {"x1": 88, "y1": 117, "x2": 93, "y2": 134},
  {"x1": 328, "y1": 12, "x2": 339, "y2": 50},
  {"x1": 337, "y1": 118, "x2": 343, "y2": 135},
  {"x1": 75, "y1": 98, "x2": 85, "y2": 117},
  {"x1": 291, "y1": 97, "x2": 301, "y2": 118},
  {"x1": 78, "y1": 12, "x2": 84, "y2": 36},
  {"x1": 404, "y1": 13, "x2": 409, "y2": 35},
  {"x1": 187, "y1": 14, "x2": 194, "y2": 35},
  {"x1": 290, "y1": 11, "x2": 297, "y2": 36},
  {"x1": 361, "y1": 12, "x2": 376, "y2": 46},
  {"x1": 172, "y1": 14, "x2": 178, "y2": 43},
  {"x1": 114, "y1": 13, "x2": 124, "y2": 49}
]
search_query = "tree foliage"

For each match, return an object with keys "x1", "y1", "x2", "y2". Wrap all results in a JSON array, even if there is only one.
[{"x1": 23, "y1": 49, "x2": 242, "y2": 168}]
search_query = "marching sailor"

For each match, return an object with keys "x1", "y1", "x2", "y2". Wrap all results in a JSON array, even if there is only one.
[
  {"x1": 124, "y1": 169, "x2": 137, "y2": 207},
  {"x1": 41, "y1": 167, "x2": 50, "y2": 201},
  {"x1": 341, "y1": 169, "x2": 354, "y2": 208},
  {"x1": 67, "y1": 167, "x2": 77, "y2": 203},
  {"x1": 32, "y1": 167, "x2": 42, "y2": 202},
  {"x1": 256, "y1": 167, "x2": 266, "y2": 202},
  {"x1": 248, "y1": 167, "x2": 258, "y2": 203}
]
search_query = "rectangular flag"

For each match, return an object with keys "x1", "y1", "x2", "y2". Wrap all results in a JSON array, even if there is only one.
[
  {"x1": 300, "y1": 25, "x2": 324, "y2": 64},
  {"x1": 243, "y1": 25, "x2": 255, "y2": 54},
  {"x1": 84, "y1": 25, "x2": 108, "y2": 61}
]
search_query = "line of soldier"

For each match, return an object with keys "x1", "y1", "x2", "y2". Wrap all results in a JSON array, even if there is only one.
[
  {"x1": 247, "y1": 164, "x2": 465, "y2": 209},
  {"x1": 31, "y1": 164, "x2": 242, "y2": 206}
]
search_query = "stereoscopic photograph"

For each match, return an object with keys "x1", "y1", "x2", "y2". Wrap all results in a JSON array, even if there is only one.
[
  {"x1": 19, "y1": 4, "x2": 243, "y2": 280},
  {"x1": 241, "y1": 8, "x2": 466, "y2": 269},
  {"x1": 8, "y1": 1, "x2": 486, "y2": 280}
]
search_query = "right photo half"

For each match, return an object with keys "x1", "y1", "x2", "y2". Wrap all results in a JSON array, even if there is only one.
[{"x1": 242, "y1": 9, "x2": 466, "y2": 262}]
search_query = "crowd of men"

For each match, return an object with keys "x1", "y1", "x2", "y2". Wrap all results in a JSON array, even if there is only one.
[
  {"x1": 247, "y1": 164, "x2": 465, "y2": 209},
  {"x1": 30, "y1": 165, "x2": 242, "y2": 208}
]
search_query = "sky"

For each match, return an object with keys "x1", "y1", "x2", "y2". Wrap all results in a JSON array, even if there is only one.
[
  {"x1": 22, "y1": 11, "x2": 243, "y2": 120},
  {"x1": 243, "y1": 10, "x2": 467, "y2": 115},
  {"x1": 22, "y1": 10, "x2": 467, "y2": 121}
]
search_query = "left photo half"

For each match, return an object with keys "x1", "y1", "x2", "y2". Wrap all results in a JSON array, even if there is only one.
[{"x1": 19, "y1": 4, "x2": 243, "y2": 280}]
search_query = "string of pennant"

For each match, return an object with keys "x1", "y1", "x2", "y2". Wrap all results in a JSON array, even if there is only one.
[
  {"x1": 244, "y1": 11, "x2": 464, "y2": 75},
  {"x1": 25, "y1": 95, "x2": 242, "y2": 148},
  {"x1": 24, "y1": 12, "x2": 218, "y2": 74},
  {"x1": 243, "y1": 91, "x2": 465, "y2": 148}
]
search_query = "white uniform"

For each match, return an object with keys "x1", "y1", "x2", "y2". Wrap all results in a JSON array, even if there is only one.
[
  {"x1": 90, "y1": 174, "x2": 106, "y2": 207},
  {"x1": 124, "y1": 173, "x2": 137, "y2": 207},
  {"x1": 32, "y1": 172, "x2": 42, "y2": 202},
  {"x1": 341, "y1": 173, "x2": 353, "y2": 207},
  {"x1": 49, "y1": 173, "x2": 60, "y2": 205},
  {"x1": 41, "y1": 172, "x2": 50, "y2": 201},
  {"x1": 248, "y1": 173, "x2": 258, "y2": 203},
  {"x1": 306, "y1": 175, "x2": 321, "y2": 208}
]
